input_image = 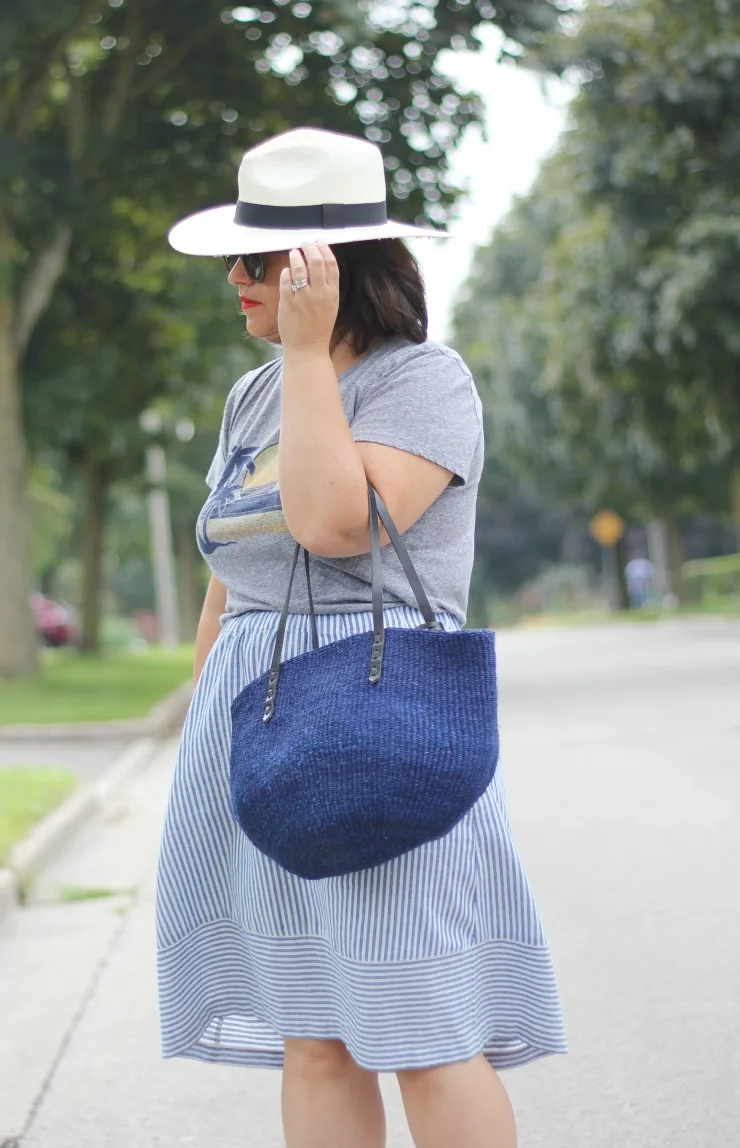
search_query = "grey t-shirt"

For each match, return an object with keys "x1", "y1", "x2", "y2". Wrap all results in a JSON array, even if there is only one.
[{"x1": 197, "y1": 337, "x2": 484, "y2": 624}]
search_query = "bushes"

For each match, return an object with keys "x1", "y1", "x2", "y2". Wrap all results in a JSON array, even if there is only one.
[{"x1": 682, "y1": 553, "x2": 740, "y2": 606}]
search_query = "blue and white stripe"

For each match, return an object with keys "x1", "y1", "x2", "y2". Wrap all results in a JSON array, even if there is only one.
[{"x1": 156, "y1": 607, "x2": 567, "y2": 1072}]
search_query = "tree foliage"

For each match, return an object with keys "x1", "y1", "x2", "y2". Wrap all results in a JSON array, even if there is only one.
[
  {"x1": 454, "y1": 0, "x2": 740, "y2": 604},
  {"x1": 22, "y1": 199, "x2": 259, "y2": 648},
  {"x1": 5, "y1": 0, "x2": 571, "y2": 265},
  {"x1": 554, "y1": 0, "x2": 740, "y2": 470},
  {"x1": 1, "y1": 0, "x2": 573, "y2": 669}
]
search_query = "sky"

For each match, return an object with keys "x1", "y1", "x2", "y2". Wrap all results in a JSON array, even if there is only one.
[{"x1": 408, "y1": 24, "x2": 573, "y2": 341}]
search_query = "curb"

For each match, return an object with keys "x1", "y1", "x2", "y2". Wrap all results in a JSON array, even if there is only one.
[
  {"x1": 0, "y1": 680, "x2": 193, "y2": 741},
  {"x1": 0, "y1": 737, "x2": 162, "y2": 924},
  {"x1": 0, "y1": 869, "x2": 16, "y2": 922}
]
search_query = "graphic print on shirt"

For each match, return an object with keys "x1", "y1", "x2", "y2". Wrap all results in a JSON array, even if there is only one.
[{"x1": 197, "y1": 443, "x2": 289, "y2": 555}]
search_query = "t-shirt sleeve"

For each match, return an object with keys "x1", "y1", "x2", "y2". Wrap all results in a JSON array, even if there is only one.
[{"x1": 349, "y1": 346, "x2": 483, "y2": 486}]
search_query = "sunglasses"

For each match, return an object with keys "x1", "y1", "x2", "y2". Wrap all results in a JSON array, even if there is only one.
[{"x1": 222, "y1": 252, "x2": 268, "y2": 281}]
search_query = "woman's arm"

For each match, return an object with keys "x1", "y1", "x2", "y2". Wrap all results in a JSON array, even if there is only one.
[
  {"x1": 277, "y1": 243, "x2": 452, "y2": 558},
  {"x1": 193, "y1": 575, "x2": 227, "y2": 684}
]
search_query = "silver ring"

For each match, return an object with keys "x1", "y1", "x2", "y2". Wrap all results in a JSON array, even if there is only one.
[{"x1": 291, "y1": 278, "x2": 310, "y2": 293}]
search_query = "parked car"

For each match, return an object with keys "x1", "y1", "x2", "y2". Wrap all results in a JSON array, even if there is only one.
[{"x1": 31, "y1": 593, "x2": 79, "y2": 648}]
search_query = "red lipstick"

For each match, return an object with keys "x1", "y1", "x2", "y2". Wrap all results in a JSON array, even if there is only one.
[{"x1": 241, "y1": 298, "x2": 261, "y2": 311}]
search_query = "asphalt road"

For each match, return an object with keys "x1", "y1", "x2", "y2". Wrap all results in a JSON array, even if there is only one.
[{"x1": 1, "y1": 616, "x2": 738, "y2": 1148}]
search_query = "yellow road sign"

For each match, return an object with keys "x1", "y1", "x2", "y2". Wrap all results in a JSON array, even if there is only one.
[{"x1": 588, "y1": 509, "x2": 626, "y2": 548}]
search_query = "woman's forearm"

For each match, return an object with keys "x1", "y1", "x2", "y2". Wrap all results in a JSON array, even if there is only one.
[{"x1": 278, "y1": 348, "x2": 369, "y2": 554}]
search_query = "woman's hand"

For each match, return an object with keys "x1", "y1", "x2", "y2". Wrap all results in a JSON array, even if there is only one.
[{"x1": 278, "y1": 242, "x2": 340, "y2": 356}]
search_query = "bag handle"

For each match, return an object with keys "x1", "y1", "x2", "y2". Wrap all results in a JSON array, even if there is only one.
[
  {"x1": 367, "y1": 484, "x2": 441, "y2": 683},
  {"x1": 371, "y1": 487, "x2": 438, "y2": 628},
  {"x1": 262, "y1": 481, "x2": 440, "y2": 723}
]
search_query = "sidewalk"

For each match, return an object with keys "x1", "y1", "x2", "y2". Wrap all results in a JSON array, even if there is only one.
[
  {"x1": 0, "y1": 734, "x2": 132, "y2": 783},
  {"x1": 0, "y1": 682, "x2": 193, "y2": 784},
  {"x1": 0, "y1": 739, "x2": 413, "y2": 1148}
]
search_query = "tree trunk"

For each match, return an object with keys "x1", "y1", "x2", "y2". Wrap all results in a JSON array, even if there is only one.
[
  {"x1": 175, "y1": 517, "x2": 201, "y2": 642},
  {"x1": 666, "y1": 515, "x2": 685, "y2": 603},
  {"x1": 79, "y1": 456, "x2": 108, "y2": 654},
  {"x1": 614, "y1": 535, "x2": 631, "y2": 610},
  {"x1": 0, "y1": 213, "x2": 39, "y2": 678},
  {"x1": 15, "y1": 222, "x2": 72, "y2": 357},
  {"x1": 731, "y1": 464, "x2": 740, "y2": 553},
  {"x1": 646, "y1": 518, "x2": 672, "y2": 599}
]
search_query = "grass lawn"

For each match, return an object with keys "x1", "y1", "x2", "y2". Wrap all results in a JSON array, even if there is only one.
[
  {"x1": 0, "y1": 645, "x2": 194, "y2": 725},
  {"x1": 0, "y1": 767, "x2": 78, "y2": 864}
]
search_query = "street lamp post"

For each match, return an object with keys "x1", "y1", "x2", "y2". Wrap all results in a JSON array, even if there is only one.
[{"x1": 140, "y1": 410, "x2": 180, "y2": 648}]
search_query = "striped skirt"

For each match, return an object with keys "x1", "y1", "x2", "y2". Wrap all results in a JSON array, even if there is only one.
[{"x1": 156, "y1": 607, "x2": 567, "y2": 1072}]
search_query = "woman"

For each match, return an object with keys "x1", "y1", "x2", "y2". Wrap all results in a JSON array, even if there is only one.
[{"x1": 159, "y1": 127, "x2": 567, "y2": 1148}]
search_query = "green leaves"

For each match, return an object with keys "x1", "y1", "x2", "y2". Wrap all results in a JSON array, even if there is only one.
[
  {"x1": 454, "y1": 0, "x2": 740, "y2": 558},
  {"x1": 1, "y1": 0, "x2": 578, "y2": 652},
  {"x1": 7, "y1": 0, "x2": 580, "y2": 483},
  {"x1": 3, "y1": 0, "x2": 571, "y2": 253}
]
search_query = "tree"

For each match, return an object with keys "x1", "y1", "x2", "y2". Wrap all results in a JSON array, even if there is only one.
[
  {"x1": 103, "y1": 416, "x2": 228, "y2": 644},
  {"x1": 454, "y1": 156, "x2": 648, "y2": 512},
  {"x1": 23, "y1": 198, "x2": 258, "y2": 650},
  {"x1": 549, "y1": 0, "x2": 740, "y2": 537},
  {"x1": 453, "y1": 0, "x2": 740, "y2": 603},
  {"x1": 1, "y1": 0, "x2": 571, "y2": 675},
  {"x1": 453, "y1": 148, "x2": 731, "y2": 600}
]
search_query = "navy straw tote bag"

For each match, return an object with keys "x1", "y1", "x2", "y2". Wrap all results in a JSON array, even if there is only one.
[{"x1": 229, "y1": 484, "x2": 499, "y2": 879}]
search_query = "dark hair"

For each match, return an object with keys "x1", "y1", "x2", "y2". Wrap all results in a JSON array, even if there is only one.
[{"x1": 331, "y1": 239, "x2": 427, "y2": 355}]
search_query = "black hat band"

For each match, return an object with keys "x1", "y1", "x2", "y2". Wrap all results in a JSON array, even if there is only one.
[{"x1": 233, "y1": 199, "x2": 388, "y2": 229}]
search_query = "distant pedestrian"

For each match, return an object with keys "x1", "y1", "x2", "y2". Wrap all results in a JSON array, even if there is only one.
[
  {"x1": 624, "y1": 556, "x2": 655, "y2": 609},
  {"x1": 156, "y1": 128, "x2": 566, "y2": 1148}
]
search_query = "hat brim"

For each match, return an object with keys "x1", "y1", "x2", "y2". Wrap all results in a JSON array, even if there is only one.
[{"x1": 168, "y1": 204, "x2": 449, "y2": 256}]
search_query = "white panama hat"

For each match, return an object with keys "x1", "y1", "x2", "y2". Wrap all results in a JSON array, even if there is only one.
[{"x1": 168, "y1": 127, "x2": 448, "y2": 256}]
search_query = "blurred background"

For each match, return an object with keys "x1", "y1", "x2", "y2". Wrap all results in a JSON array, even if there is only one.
[{"x1": 1, "y1": 0, "x2": 738, "y2": 698}]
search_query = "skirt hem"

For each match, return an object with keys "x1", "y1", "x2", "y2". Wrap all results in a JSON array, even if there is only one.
[
  {"x1": 158, "y1": 920, "x2": 568, "y2": 1074},
  {"x1": 162, "y1": 1035, "x2": 568, "y2": 1074}
]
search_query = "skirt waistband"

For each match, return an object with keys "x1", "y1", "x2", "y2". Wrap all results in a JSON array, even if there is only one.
[{"x1": 220, "y1": 604, "x2": 461, "y2": 638}]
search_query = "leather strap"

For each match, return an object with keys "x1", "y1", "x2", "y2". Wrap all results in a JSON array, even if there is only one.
[
  {"x1": 368, "y1": 485, "x2": 385, "y2": 684},
  {"x1": 366, "y1": 485, "x2": 441, "y2": 684},
  {"x1": 263, "y1": 480, "x2": 441, "y2": 719},
  {"x1": 304, "y1": 549, "x2": 319, "y2": 650},
  {"x1": 372, "y1": 487, "x2": 439, "y2": 630},
  {"x1": 263, "y1": 544, "x2": 319, "y2": 723}
]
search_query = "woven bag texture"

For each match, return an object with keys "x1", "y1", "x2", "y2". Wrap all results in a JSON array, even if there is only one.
[{"x1": 229, "y1": 626, "x2": 499, "y2": 879}]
